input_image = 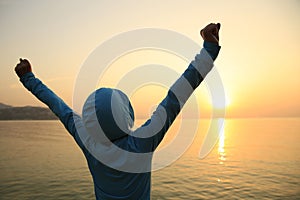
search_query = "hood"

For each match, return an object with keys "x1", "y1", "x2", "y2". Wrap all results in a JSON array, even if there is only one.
[{"x1": 82, "y1": 88, "x2": 135, "y2": 142}]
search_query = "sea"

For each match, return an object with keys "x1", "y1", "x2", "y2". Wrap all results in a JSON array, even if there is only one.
[{"x1": 0, "y1": 118, "x2": 299, "y2": 200}]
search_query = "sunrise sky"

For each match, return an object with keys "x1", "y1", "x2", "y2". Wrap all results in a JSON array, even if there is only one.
[{"x1": 1, "y1": 0, "x2": 299, "y2": 118}]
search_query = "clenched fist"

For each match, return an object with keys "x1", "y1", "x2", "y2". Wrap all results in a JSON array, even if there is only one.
[
  {"x1": 15, "y1": 58, "x2": 32, "y2": 78},
  {"x1": 200, "y1": 23, "x2": 221, "y2": 44}
]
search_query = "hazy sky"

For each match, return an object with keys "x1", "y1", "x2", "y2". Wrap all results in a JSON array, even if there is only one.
[{"x1": 1, "y1": 0, "x2": 299, "y2": 118}]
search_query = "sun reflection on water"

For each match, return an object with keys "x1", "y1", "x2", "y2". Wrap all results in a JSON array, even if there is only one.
[{"x1": 218, "y1": 119, "x2": 226, "y2": 165}]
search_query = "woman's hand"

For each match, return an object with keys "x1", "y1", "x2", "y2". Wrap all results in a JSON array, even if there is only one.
[
  {"x1": 200, "y1": 23, "x2": 221, "y2": 44},
  {"x1": 15, "y1": 58, "x2": 32, "y2": 78}
]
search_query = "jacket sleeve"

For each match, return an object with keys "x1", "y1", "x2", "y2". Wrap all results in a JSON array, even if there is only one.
[
  {"x1": 129, "y1": 48, "x2": 217, "y2": 152},
  {"x1": 20, "y1": 72, "x2": 84, "y2": 149}
]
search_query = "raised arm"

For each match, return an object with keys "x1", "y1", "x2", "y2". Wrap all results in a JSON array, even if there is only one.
[
  {"x1": 130, "y1": 23, "x2": 221, "y2": 152},
  {"x1": 14, "y1": 59, "x2": 84, "y2": 149}
]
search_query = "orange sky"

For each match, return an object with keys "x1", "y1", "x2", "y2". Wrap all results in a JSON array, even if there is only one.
[{"x1": 0, "y1": 0, "x2": 299, "y2": 118}]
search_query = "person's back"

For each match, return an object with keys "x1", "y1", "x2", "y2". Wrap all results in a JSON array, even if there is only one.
[
  {"x1": 81, "y1": 87, "x2": 153, "y2": 199},
  {"x1": 88, "y1": 153, "x2": 151, "y2": 199},
  {"x1": 14, "y1": 23, "x2": 221, "y2": 199}
]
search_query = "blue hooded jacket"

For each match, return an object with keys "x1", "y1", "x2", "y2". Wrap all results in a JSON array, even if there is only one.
[{"x1": 20, "y1": 43, "x2": 220, "y2": 199}]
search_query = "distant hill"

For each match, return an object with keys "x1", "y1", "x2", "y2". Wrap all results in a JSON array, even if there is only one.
[
  {"x1": 0, "y1": 103, "x2": 58, "y2": 120},
  {"x1": 0, "y1": 103, "x2": 12, "y2": 109}
]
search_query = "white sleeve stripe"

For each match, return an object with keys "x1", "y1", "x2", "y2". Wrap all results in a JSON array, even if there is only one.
[{"x1": 191, "y1": 48, "x2": 214, "y2": 78}]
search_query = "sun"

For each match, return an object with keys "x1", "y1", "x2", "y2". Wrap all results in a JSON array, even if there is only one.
[
  {"x1": 225, "y1": 94, "x2": 231, "y2": 108},
  {"x1": 211, "y1": 93, "x2": 231, "y2": 110}
]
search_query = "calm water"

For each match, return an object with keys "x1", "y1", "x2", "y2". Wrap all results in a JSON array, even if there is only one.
[{"x1": 0, "y1": 119, "x2": 299, "y2": 199}]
